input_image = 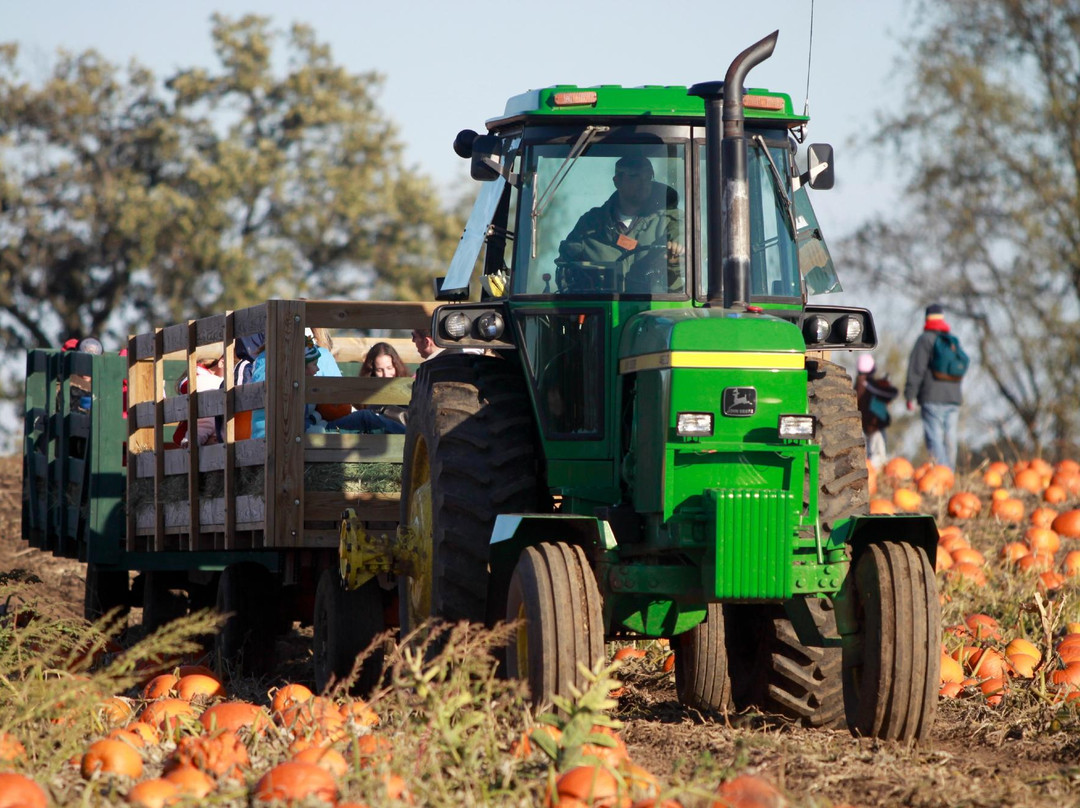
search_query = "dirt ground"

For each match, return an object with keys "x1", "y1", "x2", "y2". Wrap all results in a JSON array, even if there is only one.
[{"x1": 2, "y1": 453, "x2": 1079, "y2": 807}]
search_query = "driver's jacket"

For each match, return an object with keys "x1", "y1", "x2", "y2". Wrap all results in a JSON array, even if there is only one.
[{"x1": 558, "y1": 190, "x2": 681, "y2": 270}]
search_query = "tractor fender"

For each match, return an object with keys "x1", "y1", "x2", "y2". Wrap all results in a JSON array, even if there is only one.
[
  {"x1": 828, "y1": 513, "x2": 939, "y2": 639},
  {"x1": 489, "y1": 513, "x2": 615, "y2": 582}
]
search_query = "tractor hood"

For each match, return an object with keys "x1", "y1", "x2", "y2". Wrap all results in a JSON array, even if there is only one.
[{"x1": 618, "y1": 308, "x2": 805, "y2": 373}]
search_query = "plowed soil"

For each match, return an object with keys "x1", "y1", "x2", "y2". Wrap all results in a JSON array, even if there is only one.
[{"x1": 1, "y1": 454, "x2": 1077, "y2": 807}]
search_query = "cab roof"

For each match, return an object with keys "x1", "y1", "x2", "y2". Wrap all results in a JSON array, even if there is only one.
[{"x1": 488, "y1": 84, "x2": 808, "y2": 129}]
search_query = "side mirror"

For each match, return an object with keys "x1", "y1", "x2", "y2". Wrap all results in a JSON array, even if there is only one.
[
  {"x1": 470, "y1": 135, "x2": 503, "y2": 182},
  {"x1": 803, "y1": 143, "x2": 834, "y2": 190},
  {"x1": 453, "y1": 129, "x2": 479, "y2": 159}
]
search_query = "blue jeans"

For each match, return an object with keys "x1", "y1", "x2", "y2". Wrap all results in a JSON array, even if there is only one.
[
  {"x1": 921, "y1": 401, "x2": 959, "y2": 469},
  {"x1": 329, "y1": 409, "x2": 406, "y2": 434}
]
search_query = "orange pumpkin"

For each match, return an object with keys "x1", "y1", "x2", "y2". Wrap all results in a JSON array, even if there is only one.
[
  {"x1": 867, "y1": 460, "x2": 878, "y2": 495},
  {"x1": 990, "y1": 497, "x2": 1025, "y2": 523},
  {"x1": 940, "y1": 652, "x2": 965, "y2": 684},
  {"x1": 1025, "y1": 527, "x2": 1061, "y2": 555},
  {"x1": 1050, "y1": 662, "x2": 1080, "y2": 688},
  {"x1": 0, "y1": 733, "x2": 25, "y2": 763},
  {"x1": 949, "y1": 561, "x2": 987, "y2": 587},
  {"x1": 983, "y1": 469, "x2": 1004, "y2": 488},
  {"x1": 352, "y1": 733, "x2": 393, "y2": 768},
  {"x1": 613, "y1": 646, "x2": 647, "y2": 662},
  {"x1": 969, "y1": 647, "x2": 1007, "y2": 678},
  {"x1": 126, "y1": 778, "x2": 180, "y2": 808},
  {"x1": 714, "y1": 774, "x2": 787, "y2": 808},
  {"x1": 270, "y1": 684, "x2": 314, "y2": 716},
  {"x1": 141, "y1": 674, "x2": 179, "y2": 701},
  {"x1": 1044, "y1": 484, "x2": 1068, "y2": 504},
  {"x1": 1005, "y1": 637, "x2": 1041, "y2": 662},
  {"x1": 1018, "y1": 553, "x2": 1054, "y2": 573},
  {"x1": 199, "y1": 701, "x2": 270, "y2": 734},
  {"x1": 947, "y1": 491, "x2": 982, "y2": 519},
  {"x1": 950, "y1": 547, "x2": 985, "y2": 567},
  {"x1": 1013, "y1": 467, "x2": 1045, "y2": 494},
  {"x1": 163, "y1": 764, "x2": 216, "y2": 798},
  {"x1": 964, "y1": 613, "x2": 1001, "y2": 640},
  {"x1": 883, "y1": 456, "x2": 914, "y2": 482},
  {"x1": 0, "y1": 773, "x2": 48, "y2": 808},
  {"x1": 292, "y1": 746, "x2": 349, "y2": 777},
  {"x1": 987, "y1": 460, "x2": 1010, "y2": 476},
  {"x1": 175, "y1": 674, "x2": 225, "y2": 702},
  {"x1": 80, "y1": 738, "x2": 143, "y2": 780},
  {"x1": 980, "y1": 676, "x2": 1008, "y2": 706},
  {"x1": 892, "y1": 488, "x2": 922, "y2": 512},
  {"x1": 1039, "y1": 571, "x2": 1066, "y2": 592},
  {"x1": 1008, "y1": 653, "x2": 1039, "y2": 678},
  {"x1": 551, "y1": 765, "x2": 623, "y2": 807},
  {"x1": 126, "y1": 722, "x2": 162, "y2": 746},
  {"x1": 139, "y1": 698, "x2": 198, "y2": 737},
  {"x1": 1030, "y1": 506, "x2": 1059, "y2": 529},
  {"x1": 869, "y1": 498, "x2": 897, "y2": 515},
  {"x1": 1056, "y1": 459, "x2": 1080, "y2": 477},
  {"x1": 999, "y1": 542, "x2": 1031, "y2": 564},
  {"x1": 918, "y1": 465, "x2": 955, "y2": 496},
  {"x1": 935, "y1": 550, "x2": 954, "y2": 573},
  {"x1": 170, "y1": 730, "x2": 250, "y2": 780},
  {"x1": 1052, "y1": 509, "x2": 1080, "y2": 538},
  {"x1": 1062, "y1": 550, "x2": 1080, "y2": 577},
  {"x1": 251, "y1": 761, "x2": 338, "y2": 804}
]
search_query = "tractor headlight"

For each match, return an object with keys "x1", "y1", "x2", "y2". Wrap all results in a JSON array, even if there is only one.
[
  {"x1": 475, "y1": 310, "x2": 505, "y2": 340},
  {"x1": 779, "y1": 414, "x2": 816, "y2": 439},
  {"x1": 840, "y1": 315, "x2": 863, "y2": 343},
  {"x1": 442, "y1": 312, "x2": 471, "y2": 340},
  {"x1": 803, "y1": 315, "x2": 830, "y2": 344},
  {"x1": 676, "y1": 412, "x2": 714, "y2": 437}
]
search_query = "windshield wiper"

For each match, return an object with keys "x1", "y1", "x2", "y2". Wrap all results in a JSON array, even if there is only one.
[
  {"x1": 531, "y1": 125, "x2": 609, "y2": 258},
  {"x1": 751, "y1": 134, "x2": 797, "y2": 240}
]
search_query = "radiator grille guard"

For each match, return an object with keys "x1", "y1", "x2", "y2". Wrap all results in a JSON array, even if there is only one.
[{"x1": 706, "y1": 487, "x2": 797, "y2": 599}]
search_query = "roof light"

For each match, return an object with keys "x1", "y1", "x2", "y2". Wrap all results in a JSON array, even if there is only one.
[
  {"x1": 743, "y1": 94, "x2": 786, "y2": 111},
  {"x1": 553, "y1": 91, "x2": 598, "y2": 107}
]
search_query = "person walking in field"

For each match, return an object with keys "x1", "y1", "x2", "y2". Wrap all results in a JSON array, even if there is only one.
[{"x1": 904, "y1": 303, "x2": 968, "y2": 469}]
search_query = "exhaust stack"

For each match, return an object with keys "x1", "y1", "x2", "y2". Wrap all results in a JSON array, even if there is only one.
[{"x1": 689, "y1": 30, "x2": 779, "y2": 309}]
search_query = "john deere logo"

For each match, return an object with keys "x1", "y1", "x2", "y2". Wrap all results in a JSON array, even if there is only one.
[{"x1": 723, "y1": 387, "x2": 756, "y2": 417}]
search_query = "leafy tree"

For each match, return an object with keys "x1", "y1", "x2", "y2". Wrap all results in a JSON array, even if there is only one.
[
  {"x1": 0, "y1": 14, "x2": 463, "y2": 357},
  {"x1": 841, "y1": 0, "x2": 1080, "y2": 455}
]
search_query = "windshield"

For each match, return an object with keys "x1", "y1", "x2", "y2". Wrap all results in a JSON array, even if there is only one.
[{"x1": 512, "y1": 137, "x2": 688, "y2": 297}]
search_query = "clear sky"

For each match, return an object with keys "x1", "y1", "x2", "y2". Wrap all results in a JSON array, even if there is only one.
[{"x1": 5, "y1": 0, "x2": 913, "y2": 237}]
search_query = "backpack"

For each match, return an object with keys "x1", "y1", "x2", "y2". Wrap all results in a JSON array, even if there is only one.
[{"x1": 930, "y1": 333, "x2": 969, "y2": 381}]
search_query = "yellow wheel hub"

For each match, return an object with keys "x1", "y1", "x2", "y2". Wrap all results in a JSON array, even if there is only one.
[{"x1": 404, "y1": 438, "x2": 433, "y2": 626}]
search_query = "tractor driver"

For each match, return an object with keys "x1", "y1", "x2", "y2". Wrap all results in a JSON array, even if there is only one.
[{"x1": 557, "y1": 155, "x2": 684, "y2": 293}]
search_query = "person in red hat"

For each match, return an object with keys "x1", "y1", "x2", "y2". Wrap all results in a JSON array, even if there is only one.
[{"x1": 904, "y1": 303, "x2": 967, "y2": 469}]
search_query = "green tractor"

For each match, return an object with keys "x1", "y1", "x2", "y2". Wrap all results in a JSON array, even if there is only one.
[{"x1": 339, "y1": 31, "x2": 940, "y2": 742}]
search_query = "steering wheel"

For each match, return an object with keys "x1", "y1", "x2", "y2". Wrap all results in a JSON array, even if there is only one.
[{"x1": 555, "y1": 243, "x2": 670, "y2": 294}]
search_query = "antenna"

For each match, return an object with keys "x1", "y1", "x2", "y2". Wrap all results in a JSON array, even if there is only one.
[{"x1": 803, "y1": 0, "x2": 815, "y2": 118}]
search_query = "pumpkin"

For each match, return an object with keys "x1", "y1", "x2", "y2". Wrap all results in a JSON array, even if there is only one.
[
  {"x1": 1008, "y1": 653, "x2": 1039, "y2": 678},
  {"x1": 951, "y1": 547, "x2": 986, "y2": 567},
  {"x1": 867, "y1": 460, "x2": 878, "y2": 495},
  {"x1": 316, "y1": 403, "x2": 353, "y2": 422},
  {"x1": 551, "y1": 765, "x2": 623, "y2": 807},
  {"x1": 714, "y1": 774, "x2": 786, "y2": 808},
  {"x1": 163, "y1": 764, "x2": 216, "y2": 798},
  {"x1": 1051, "y1": 509, "x2": 1080, "y2": 538},
  {"x1": 1013, "y1": 467, "x2": 1045, "y2": 494},
  {"x1": 939, "y1": 681, "x2": 963, "y2": 699},
  {"x1": 352, "y1": 733, "x2": 393, "y2": 767},
  {"x1": 1050, "y1": 662, "x2": 1080, "y2": 688},
  {"x1": 983, "y1": 469, "x2": 1004, "y2": 488},
  {"x1": 964, "y1": 613, "x2": 1001, "y2": 640},
  {"x1": 107, "y1": 728, "x2": 147, "y2": 749},
  {"x1": 613, "y1": 646, "x2": 647, "y2": 662},
  {"x1": 1025, "y1": 526, "x2": 1061, "y2": 555},
  {"x1": 1039, "y1": 571, "x2": 1066, "y2": 592},
  {"x1": 980, "y1": 676, "x2": 1008, "y2": 706},
  {"x1": 940, "y1": 653, "x2": 965, "y2": 684},
  {"x1": 869, "y1": 498, "x2": 897, "y2": 515},
  {"x1": 292, "y1": 746, "x2": 348, "y2": 777},
  {"x1": 1063, "y1": 550, "x2": 1080, "y2": 577},
  {"x1": 1030, "y1": 507, "x2": 1059, "y2": 529},
  {"x1": 1044, "y1": 484, "x2": 1068, "y2": 504},
  {"x1": 175, "y1": 674, "x2": 225, "y2": 702},
  {"x1": 1056, "y1": 459, "x2": 1080, "y2": 477},
  {"x1": 969, "y1": 648, "x2": 1007, "y2": 678},
  {"x1": 581, "y1": 725, "x2": 629, "y2": 765},
  {"x1": 0, "y1": 733, "x2": 25, "y2": 763},
  {"x1": 947, "y1": 491, "x2": 982, "y2": 519},
  {"x1": 999, "y1": 542, "x2": 1031, "y2": 564},
  {"x1": 935, "y1": 550, "x2": 954, "y2": 573},
  {"x1": 987, "y1": 460, "x2": 1010, "y2": 476},
  {"x1": 139, "y1": 698, "x2": 198, "y2": 738},
  {"x1": 341, "y1": 699, "x2": 380, "y2": 729},
  {"x1": 917, "y1": 465, "x2": 955, "y2": 496},
  {"x1": 170, "y1": 730, "x2": 249, "y2": 780},
  {"x1": 126, "y1": 722, "x2": 162, "y2": 746},
  {"x1": 99, "y1": 696, "x2": 136, "y2": 726},
  {"x1": 251, "y1": 761, "x2": 338, "y2": 804},
  {"x1": 990, "y1": 497, "x2": 1025, "y2": 523},
  {"x1": 199, "y1": 701, "x2": 269, "y2": 734},
  {"x1": 949, "y1": 561, "x2": 987, "y2": 587},
  {"x1": 883, "y1": 456, "x2": 914, "y2": 482},
  {"x1": 892, "y1": 488, "x2": 922, "y2": 512},
  {"x1": 141, "y1": 674, "x2": 179, "y2": 701},
  {"x1": 1018, "y1": 553, "x2": 1054, "y2": 573},
  {"x1": 1005, "y1": 637, "x2": 1041, "y2": 662},
  {"x1": 126, "y1": 778, "x2": 180, "y2": 808},
  {"x1": 270, "y1": 684, "x2": 314, "y2": 715},
  {"x1": 81, "y1": 738, "x2": 144, "y2": 780},
  {"x1": 0, "y1": 773, "x2": 48, "y2": 808}
]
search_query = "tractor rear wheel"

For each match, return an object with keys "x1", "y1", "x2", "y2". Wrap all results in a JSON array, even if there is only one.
[
  {"x1": 398, "y1": 354, "x2": 542, "y2": 634},
  {"x1": 84, "y1": 564, "x2": 130, "y2": 623},
  {"x1": 313, "y1": 569, "x2": 384, "y2": 695},
  {"x1": 506, "y1": 542, "x2": 604, "y2": 709},
  {"x1": 844, "y1": 541, "x2": 940, "y2": 741},
  {"x1": 726, "y1": 359, "x2": 866, "y2": 728},
  {"x1": 674, "y1": 603, "x2": 732, "y2": 712}
]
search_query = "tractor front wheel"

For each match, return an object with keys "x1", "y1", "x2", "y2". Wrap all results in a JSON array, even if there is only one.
[
  {"x1": 506, "y1": 543, "x2": 604, "y2": 710},
  {"x1": 674, "y1": 603, "x2": 732, "y2": 712},
  {"x1": 843, "y1": 541, "x2": 940, "y2": 741}
]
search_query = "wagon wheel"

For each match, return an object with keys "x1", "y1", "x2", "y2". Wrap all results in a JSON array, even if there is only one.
[
  {"x1": 674, "y1": 603, "x2": 732, "y2": 712},
  {"x1": 506, "y1": 542, "x2": 604, "y2": 710},
  {"x1": 215, "y1": 562, "x2": 276, "y2": 676},
  {"x1": 843, "y1": 541, "x2": 940, "y2": 741},
  {"x1": 313, "y1": 569, "x2": 385, "y2": 695},
  {"x1": 141, "y1": 571, "x2": 188, "y2": 633},
  {"x1": 84, "y1": 563, "x2": 130, "y2": 623}
]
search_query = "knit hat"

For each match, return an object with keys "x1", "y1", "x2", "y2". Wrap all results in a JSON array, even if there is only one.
[
  {"x1": 304, "y1": 336, "x2": 321, "y2": 365},
  {"x1": 924, "y1": 303, "x2": 949, "y2": 332},
  {"x1": 857, "y1": 354, "x2": 875, "y2": 374}
]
